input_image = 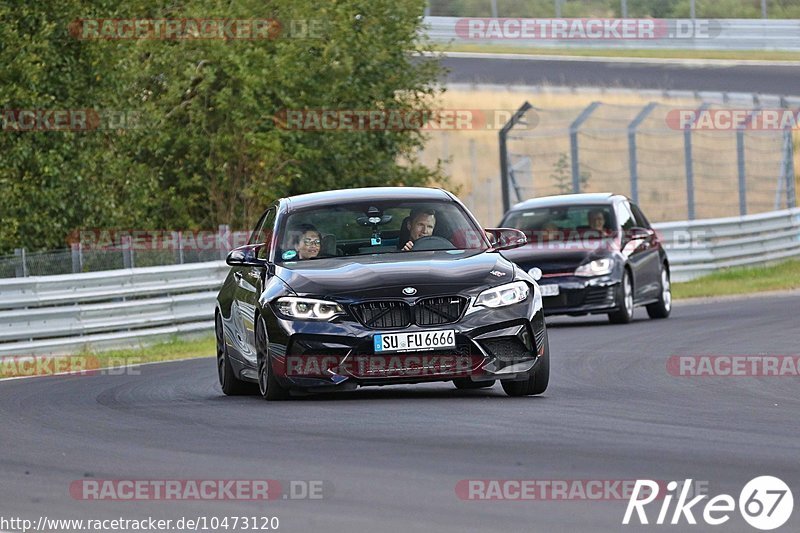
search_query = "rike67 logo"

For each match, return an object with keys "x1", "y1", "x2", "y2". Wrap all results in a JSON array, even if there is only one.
[{"x1": 623, "y1": 476, "x2": 793, "y2": 530}]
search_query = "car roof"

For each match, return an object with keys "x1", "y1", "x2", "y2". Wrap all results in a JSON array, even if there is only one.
[
  {"x1": 509, "y1": 192, "x2": 623, "y2": 211},
  {"x1": 283, "y1": 187, "x2": 452, "y2": 211}
]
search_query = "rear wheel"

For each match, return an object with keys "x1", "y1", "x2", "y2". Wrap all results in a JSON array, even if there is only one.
[
  {"x1": 501, "y1": 331, "x2": 550, "y2": 397},
  {"x1": 453, "y1": 379, "x2": 495, "y2": 390},
  {"x1": 216, "y1": 314, "x2": 252, "y2": 396},
  {"x1": 608, "y1": 269, "x2": 634, "y2": 324},
  {"x1": 646, "y1": 266, "x2": 672, "y2": 319},
  {"x1": 256, "y1": 316, "x2": 290, "y2": 401}
]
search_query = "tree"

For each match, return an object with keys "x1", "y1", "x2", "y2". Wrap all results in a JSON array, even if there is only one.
[
  {"x1": 0, "y1": 0, "x2": 444, "y2": 253},
  {"x1": 550, "y1": 152, "x2": 590, "y2": 194}
]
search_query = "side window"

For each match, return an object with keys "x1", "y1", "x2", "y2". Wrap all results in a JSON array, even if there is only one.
[
  {"x1": 630, "y1": 204, "x2": 651, "y2": 229},
  {"x1": 614, "y1": 201, "x2": 635, "y2": 232},
  {"x1": 248, "y1": 207, "x2": 277, "y2": 259}
]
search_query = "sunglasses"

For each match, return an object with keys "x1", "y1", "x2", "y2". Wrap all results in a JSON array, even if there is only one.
[{"x1": 303, "y1": 238, "x2": 321, "y2": 246}]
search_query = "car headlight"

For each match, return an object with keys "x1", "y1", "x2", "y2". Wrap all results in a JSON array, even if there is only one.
[
  {"x1": 475, "y1": 281, "x2": 530, "y2": 308},
  {"x1": 274, "y1": 297, "x2": 344, "y2": 320},
  {"x1": 575, "y1": 258, "x2": 613, "y2": 277}
]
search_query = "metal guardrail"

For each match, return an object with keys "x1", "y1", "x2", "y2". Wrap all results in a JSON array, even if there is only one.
[
  {"x1": 2, "y1": 208, "x2": 798, "y2": 354},
  {"x1": 423, "y1": 17, "x2": 800, "y2": 51},
  {"x1": 654, "y1": 207, "x2": 800, "y2": 282},
  {"x1": 0, "y1": 262, "x2": 228, "y2": 355}
]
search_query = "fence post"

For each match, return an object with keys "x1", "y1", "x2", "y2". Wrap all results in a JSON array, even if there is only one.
[
  {"x1": 469, "y1": 139, "x2": 478, "y2": 209},
  {"x1": 14, "y1": 248, "x2": 27, "y2": 278},
  {"x1": 735, "y1": 108, "x2": 755, "y2": 216},
  {"x1": 684, "y1": 102, "x2": 709, "y2": 220},
  {"x1": 570, "y1": 102, "x2": 601, "y2": 194},
  {"x1": 628, "y1": 102, "x2": 657, "y2": 204},
  {"x1": 218, "y1": 224, "x2": 231, "y2": 260},
  {"x1": 122, "y1": 235, "x2": 133, "y2": 269},
  {"x1": 499, "y1": 101, "x2": 532, "y2": 213},
  {"x1": 71, "y1": 243, "x2": 82, "y2": 273},
  {"x1": 787, "y1": 130, "x2": 797, "y2": 209}
]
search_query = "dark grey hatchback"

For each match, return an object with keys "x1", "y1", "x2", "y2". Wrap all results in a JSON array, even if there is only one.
[
  {"x1": 500, "y1": 193, "x2": 671, "y2": 324},
  {"x1": 215, "y1": 187, "x2": 550, "y2": 400}
]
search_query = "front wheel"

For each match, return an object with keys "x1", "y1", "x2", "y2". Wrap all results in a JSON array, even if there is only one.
[
  {"x1": 502, "y1": 331, "x2": 550, "y2": 397},
  {"x1": 256, "y1": 316, "x2": 290, "y2": 401},
  {"x1": 608, "y1": 269, "x2": 634, "y2": 324},
  {"x1": 646, "y1": 266, "x2": 672, "y2": 319},
  {"x1": 216, "y1": 315, "x2": 252, "y2": 396}
]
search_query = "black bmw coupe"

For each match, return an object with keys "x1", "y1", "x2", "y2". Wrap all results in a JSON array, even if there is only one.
[{"x1": 215, "y1": 187, "x2": 549, "y2": 400}]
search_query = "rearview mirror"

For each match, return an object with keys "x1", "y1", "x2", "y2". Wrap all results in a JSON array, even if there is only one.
[
  {"x1": 226, "y1": 244, "x2": 267, "y2": 267},
  {"x1": 484, "y1": 228, "x2": 527, "y2": 251}
]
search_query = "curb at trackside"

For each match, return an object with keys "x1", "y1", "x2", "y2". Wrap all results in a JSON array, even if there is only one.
[
  {"x1": 0, "y1": 354, "x2": 214, "y2": 383},
  {"x1": 674, "y1": 287, "x2": 800, "y2": 305},
  {"x1": 430, "y1": 50, "x2": 800, "y2": 67}
]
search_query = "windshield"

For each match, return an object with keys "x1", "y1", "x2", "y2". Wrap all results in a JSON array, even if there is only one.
[
  {"x1": 503, "y1": 204, "x2": 617, "y2": 242},
  {"x1": 276, "y1": 200, "x2": 488, "y2": 263}
]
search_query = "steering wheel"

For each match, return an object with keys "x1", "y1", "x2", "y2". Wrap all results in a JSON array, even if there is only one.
[{"x1": 412, "y1": 236, "x2": 455, "y2": 251}]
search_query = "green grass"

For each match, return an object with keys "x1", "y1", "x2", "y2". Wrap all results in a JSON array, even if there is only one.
[
  {"x1": 435, "y1": 44, "x2": 800, "y2": 62},
  {"x1": 673, "y1": 259, "x2": 800, "y2": 299},
  {"x1": 84, "y1": 334, "x2": 215, "y2": 363},
  {"x1": 0, "y1": 334, "x2": 215, "y2": 379}
]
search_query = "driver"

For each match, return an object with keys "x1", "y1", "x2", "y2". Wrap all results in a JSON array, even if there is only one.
[
  {"x1": 587, "y1": 209, "x2": 610, "y2": 235},
  {"x1": 284, "y1": 223, "x2": 321, "y2": 260},
  {"x1": 401, "y1": 209, "x2": 435, "y2": 251}
]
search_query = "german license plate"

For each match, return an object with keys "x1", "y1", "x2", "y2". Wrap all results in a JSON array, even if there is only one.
[
  {"x1": 374, "y1": 330, "x2": 456, "y2": 354},
  {"x1": 540, "y1": 284, "x2": 560, "y2": 297}
]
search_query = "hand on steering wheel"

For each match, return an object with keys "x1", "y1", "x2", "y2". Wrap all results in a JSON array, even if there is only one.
[{"x1": 408, "y1": 236, "x2": 455, "y2": 251}]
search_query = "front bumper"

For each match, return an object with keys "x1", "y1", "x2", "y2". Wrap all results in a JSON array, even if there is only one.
[
  {"x1": 538, "y1": 275, "x2": 619, "y2": 316},
  {"x1": 266, "y1": 301, "x2": 547, "y2": 391}
]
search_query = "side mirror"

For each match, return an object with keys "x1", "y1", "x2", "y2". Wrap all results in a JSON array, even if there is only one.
[
  {"x1": 226, "y1": 244, "x2": 267, "y2": 267},
  {"x1": 626, "y1": 227, "x2": 654, "y2": 241},
  {"x1": 484, "y1": 228, "x2": 527, "y2": 251}
]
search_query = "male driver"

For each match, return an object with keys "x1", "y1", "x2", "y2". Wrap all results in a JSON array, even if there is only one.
[{"x1": 401, "y1": 209, "x2": 435, "y2": 251}]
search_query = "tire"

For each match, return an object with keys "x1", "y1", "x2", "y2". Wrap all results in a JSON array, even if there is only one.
[
  {"x1": 646, "y1": 265, "x2": 672, "y2": 319},
  {"x1": 501, "y1": 330, "x2": 550, "y2": 397},
  {"x1": 453, "y1": 378, "x2": 495, "y2": 390},
  {"x1": 216, "y1": 314, "x2": 252, "y2": 396},
  {"x1": 256, "y1": 316, "x2": 290, "y2": 401},
  {"x1": 608, "y1": 269, "x2": 634, "y2": 324}
]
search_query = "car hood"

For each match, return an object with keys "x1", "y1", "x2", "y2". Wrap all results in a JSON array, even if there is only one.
[
  {"x1": 501, "y1": 242, "x2": 617, "y2": 274},
  {"x1": 274, "y1": 251, "x2": 515, "y2": 299}
]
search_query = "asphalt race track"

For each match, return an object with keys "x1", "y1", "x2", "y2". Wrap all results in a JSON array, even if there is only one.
[
  {"x1": 2, "y1": 294, "x2": 798, "y2": 533},
  {"x1": 442, "y1": 55, "x2": 800, "y2": 95}
]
